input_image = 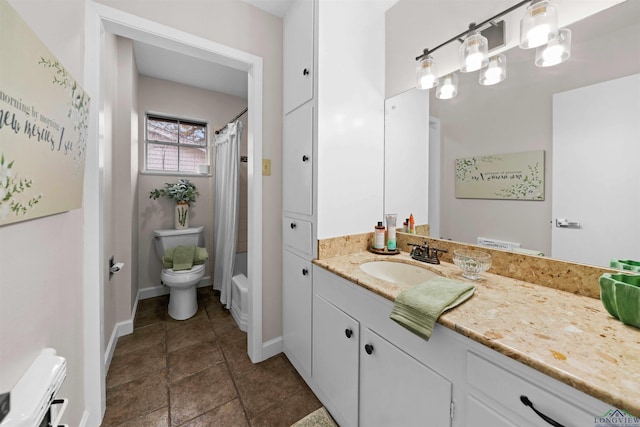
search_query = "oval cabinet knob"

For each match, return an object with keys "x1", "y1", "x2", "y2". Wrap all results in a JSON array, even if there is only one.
[
  {"x1": 302, "y1": 155, "x2": 309, "y2": 162},
  {"x1": 345, "y1": 329, "x2": 353, "y2": 338},
  {"x1": 290, "y1": 222, "x2": 296, "y2": 229},
  {"x1": 302, "y1": 268, "x2": 309, "y2": 276},
  {"x1": 303, "y1": 68, "x2": 310, "y2": 76},
  {"x1": 364, "y1": 344, "x2": 374, "y2": 355}
]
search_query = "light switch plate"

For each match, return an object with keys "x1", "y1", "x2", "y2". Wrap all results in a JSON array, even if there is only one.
[{"x1": 262, "y1": 159, "x2": 271, "y2": 176}]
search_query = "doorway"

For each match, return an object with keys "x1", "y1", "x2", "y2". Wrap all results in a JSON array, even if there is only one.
[{"x1": 83, "y1": 2, "x2": 264, "y2": 424}]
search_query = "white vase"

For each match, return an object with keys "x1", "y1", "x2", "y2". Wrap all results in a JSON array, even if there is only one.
[{"x1": 175, "y1": 202, "x2": 189, "y2": 229}]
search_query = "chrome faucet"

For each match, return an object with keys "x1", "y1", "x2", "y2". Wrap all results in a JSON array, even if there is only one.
[{"x1": 409, "y1": 241, "x2": 447, "y2": 265}]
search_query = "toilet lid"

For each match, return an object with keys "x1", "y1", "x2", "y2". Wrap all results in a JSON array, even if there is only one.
[{"x1": 163, "y1": 263, "x2": 206, "y2": 276}]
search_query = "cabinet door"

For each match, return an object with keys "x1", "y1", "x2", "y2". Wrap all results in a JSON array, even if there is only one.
[
  {"x1": 360, "y1": 328, "x2": 452, "y2": 427},
  {"x1": 283, "y1": 102, "x2": 313, "y2": 216},
  {"x1": 312, "y1": 294, "x2": 359, "y2": 427},
  {"x1": 282, "y1": 250, "x2": 312, "y2": 378},
  {"x1": 283, "y1": 0, "x2": 314, "y2": 114}
]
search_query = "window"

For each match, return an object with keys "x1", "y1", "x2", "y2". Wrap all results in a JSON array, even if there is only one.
[{"x1": 145, "y1": 114, "x2": 209, "y2": 173}]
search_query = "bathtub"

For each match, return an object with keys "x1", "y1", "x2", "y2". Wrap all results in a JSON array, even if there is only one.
[{"x1": 231, "y1": 252, "x2": 248, "y2": 332}]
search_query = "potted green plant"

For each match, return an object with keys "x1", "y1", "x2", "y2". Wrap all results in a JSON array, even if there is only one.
[{"x1": 149, "y1": 178, "x2": 199, "y2": 229}]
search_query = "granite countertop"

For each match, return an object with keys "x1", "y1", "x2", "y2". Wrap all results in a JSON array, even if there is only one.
[{"x1": 313, "y1": 251, "x2": 640, "y2": 417}]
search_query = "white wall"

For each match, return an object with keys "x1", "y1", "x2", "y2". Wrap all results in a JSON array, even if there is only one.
[
  {"x1": 1, "y1": 1, "x2": 86, "y2": 425},
  {"x1": 137, "y1": 76, "x2": 248, "y2": 294},
  {"x1": 317, "y1": 0, "x2": 387, "y2": 238}
]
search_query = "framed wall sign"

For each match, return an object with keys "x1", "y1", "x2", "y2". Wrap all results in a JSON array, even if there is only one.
[
  {"x1": 0, "y1": 0, "x2": 90, "y2": 226},
  {"x1": 455, "y1": 150, "x2": 545, "y2": 200}
]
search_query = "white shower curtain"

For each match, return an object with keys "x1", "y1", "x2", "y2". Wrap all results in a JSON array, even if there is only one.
[{"x1": 213, "y1": 120, "x2": 243, "y2": 308}]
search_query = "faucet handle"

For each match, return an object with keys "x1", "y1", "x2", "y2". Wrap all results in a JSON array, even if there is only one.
[{"x1": 429, "y1": 247, "x2": 447, "y2": 261}]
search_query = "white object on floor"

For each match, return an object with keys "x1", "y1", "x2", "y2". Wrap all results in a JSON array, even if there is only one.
[{"x1": 231, "y1": 274, "x2": 248, "y2": 331}]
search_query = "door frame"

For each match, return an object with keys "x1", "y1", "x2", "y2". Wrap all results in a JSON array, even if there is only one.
[{"x1": 83, "y1": 3, "x2": 264, "y2": 424}]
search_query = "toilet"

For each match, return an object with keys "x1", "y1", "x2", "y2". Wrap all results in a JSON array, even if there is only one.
[{"x1": 153, "y1": 226, "x2": 206, "y2": 320}]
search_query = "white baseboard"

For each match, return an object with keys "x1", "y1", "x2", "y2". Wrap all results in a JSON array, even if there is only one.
[
  {"x1": 262, "y1": 335, "x2": 283, "y2": 360},
  {"x1": 138, "y1": 276, "x2": 211, "y2": 300},
  {"x1": 103, "y1": 318, "x2": 134, "y2": 373}
]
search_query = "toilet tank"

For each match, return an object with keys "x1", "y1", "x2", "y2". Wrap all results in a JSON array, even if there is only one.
[{"x1": 153, "y1": 226, "x2": 205, "y2": 259}]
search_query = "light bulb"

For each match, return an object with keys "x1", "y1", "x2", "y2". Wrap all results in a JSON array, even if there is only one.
[
  {"x1": 526, "y1": 24, "x2": 551, "y2": 48},
  {"x1": 535, "y1": 29, "x2": 571, "y2": 67},
  {"x1": 416, "y1": 56, "x2": 439, "y2": 89},
  {"x1": 542, "y1": 44, "x2": 564, "y2": 63},
  {"x1": 465, "y1": 48, "x2": 484, "y2": 73},
  {"x1": 420, "y1": 74, "x2": 437, "y2": 89},
  {"x1": 436, "y1": 74, "x2": 458, "y2": 99},
  {"x1": 479, "y1": 54, "x2": 506, "y2": 86}
]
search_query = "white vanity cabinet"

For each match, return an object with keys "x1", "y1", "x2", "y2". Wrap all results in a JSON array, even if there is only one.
[
  {"x1": 311, "y1": 264, "x2": 612, "y2": 427},
  {"x1": 312, "y1": 266, "x2": 453, "y2": 427}
]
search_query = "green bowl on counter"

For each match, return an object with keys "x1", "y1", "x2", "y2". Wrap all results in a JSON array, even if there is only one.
[
  {"x1": 599, "y1": 273, "x2": 640, "y2": 329},
  {"x1": 610, "y1": 259, "x2": 640, "y2": 273}
]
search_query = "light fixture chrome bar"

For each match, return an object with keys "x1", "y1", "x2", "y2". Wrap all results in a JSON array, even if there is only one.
[{"x1": 416, "y1": 0, "x2": 531, "y2": 61}]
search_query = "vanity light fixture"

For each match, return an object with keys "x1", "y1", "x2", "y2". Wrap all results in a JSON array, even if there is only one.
[
  {"x1": 460, "y1": 26, "x2": 489, "y2": 73},
  {"x1": 479, "y1": 54, "x2": 507, "y2": 85},
  {"x1": 415, "y1": 0, "x2": 570, "y2": 97},
  {"x1": 436, "y1": 73, "x2": 459, "y2": 99},
  {"x1": 535, "y1": 28, "x2": 571, "y2": 67}
]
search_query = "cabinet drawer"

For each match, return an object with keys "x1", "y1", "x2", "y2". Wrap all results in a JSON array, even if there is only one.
[
  {"x1": 467, "y1": 351, "x2": 602, "y2": 427},
  {"x1": 283, "y1": 217, "x2": 313, "y2": 256}
]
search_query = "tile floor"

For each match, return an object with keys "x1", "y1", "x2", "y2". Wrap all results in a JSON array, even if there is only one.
[{"x1": 101, "y1": 287, "x2": 322, "y2": 426}]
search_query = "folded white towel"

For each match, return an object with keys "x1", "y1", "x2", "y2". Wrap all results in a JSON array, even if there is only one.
[{"x1": 512, "y1": 248, "x2": 544, "y2": 256}]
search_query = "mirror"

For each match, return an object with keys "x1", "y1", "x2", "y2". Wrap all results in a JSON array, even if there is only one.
[{"x1": 384, "y1": 0, "x2": 640, "y2": 267}]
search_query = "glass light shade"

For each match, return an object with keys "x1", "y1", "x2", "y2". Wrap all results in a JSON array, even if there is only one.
[
  {"x1": 459, "y1": 31, "x2": 489, "y2": 72},
  {"x1": 479, "y1": 54, "x2": 506, "y2": 85},
  {"x1": 416, "y1": 56, "x2": 439, "y2": 90},
  {"x1": 436, "y1": 73, "x2": 458, "y2": 99},
  {"x1": 535, "y1": 28, "x2": 571, "y2": 67},
  {"x1": 520, "y1": 0, "x2": 558, "y2": 49}
]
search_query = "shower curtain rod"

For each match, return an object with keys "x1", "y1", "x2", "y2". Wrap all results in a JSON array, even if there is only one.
[{"x1": 215, "y1": 107, "x2": 248, "y2": 134}]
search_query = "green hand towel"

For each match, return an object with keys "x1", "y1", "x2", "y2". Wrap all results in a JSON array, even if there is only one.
[
  {"x1": 390, "y1": 277, "x2": 475, "y2": 341},
  {"x1": 172, "y1": 245, "x2": 196, "y2": 271},
  {"x1": 162, "y1": 246, "x2": 208, "y2": 269},
  {"x1": 162, "y1": 248, "x2": 175, "y2": 269},
  {"x1": 194, "y1": 247, "x2": 209, "y2": 264}
]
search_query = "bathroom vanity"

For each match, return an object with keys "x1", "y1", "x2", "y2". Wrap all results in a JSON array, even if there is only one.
[{"x1": 304, "y1": 251, "x2": 639, "y2": 427}]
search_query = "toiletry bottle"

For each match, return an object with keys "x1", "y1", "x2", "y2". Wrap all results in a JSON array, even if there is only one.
[
  {"x1": 374, "y1": 221, "x2": 385, "y2": 249},
  {"x1": 409, "y1": 213, "x2": 415, "y2": 234},
  {"x1": 385, "y1": 214, "x2": 397, "y2": 251},
  {"x1": 403, "y1": 219, "x2": 408, "y2": 233}
]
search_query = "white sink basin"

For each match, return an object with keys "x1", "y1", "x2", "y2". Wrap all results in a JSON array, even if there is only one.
[{"x1": 359, "y1": 261, "x2": 441, "y2": 286}]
